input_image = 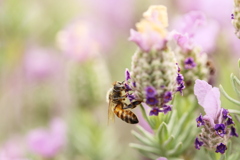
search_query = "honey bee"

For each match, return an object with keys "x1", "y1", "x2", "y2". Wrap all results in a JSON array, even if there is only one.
[{"x1": 107, "y1": 81, "x2": 142, "y2": 124}]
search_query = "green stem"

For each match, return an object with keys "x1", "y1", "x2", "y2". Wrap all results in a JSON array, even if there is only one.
[
  {"x1": 219, "y1": 85, "x2": 240, "y2": 106},
  {"x1": 140, "y1": 104, "x2": 151, "y2": 125}
]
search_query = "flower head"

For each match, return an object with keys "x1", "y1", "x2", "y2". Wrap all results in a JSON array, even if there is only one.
[{"x1": 194, "y1": 80, "x2": 238, "y2": 153}]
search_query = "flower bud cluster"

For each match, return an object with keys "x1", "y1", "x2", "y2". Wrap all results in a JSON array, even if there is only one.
[
  {"x1": 232, "y1": 0, "x2": 240, "y2": 38},
  {"x1": 195, "y1": 109, "x2": 238, "y2": 154},
  {"x1": 127, "y1": 5, "x2": 184, "y2": 116}
]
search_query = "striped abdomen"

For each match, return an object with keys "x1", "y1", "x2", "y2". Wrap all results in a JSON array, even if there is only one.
[{"x1": 114, "y1": 103, "x2": 139, "y2": 124}]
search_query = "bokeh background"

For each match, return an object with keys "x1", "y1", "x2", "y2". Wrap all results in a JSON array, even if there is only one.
[{"x1": 0, "y1": 0, "x2": 239, "y2": 159}]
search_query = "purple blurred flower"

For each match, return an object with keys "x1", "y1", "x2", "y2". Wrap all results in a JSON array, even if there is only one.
[
  {"x1": 27, "y1": 118, "x2": 67, "y2": 158},
  {"x1": 226, "y1": 118, "x2": 234, "y2": 126},
  {"x1": 215, "y1": 143, "x2": 227, "y2": 154},
  {"x1": 222, "y1": 109, "x2": 231, "y2": 119},
  {"x1": 24, "y1": 48, "x2": 58, "y2": 81}
]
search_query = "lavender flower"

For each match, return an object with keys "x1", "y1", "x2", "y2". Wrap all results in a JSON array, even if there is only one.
[
  {"x1": 184, "y1": 57, "x2": 196, "y2": 69},
  {"x1": 232, "y1": 0, "x2": 240, "y2": 38},
  {"x1": 215, "y1": 143, "x2": 227, "y2": 154},
  {"x1": 125, "y1": 68, "x2": 131, "y2": 81},
  {"x1": 161, "y1": 105, "x2": 172, "y2": 114},
  {"x1": 196, "y1": 114, "x2": 205, "y2": 127},
  {"x1": 194, "y1": 80, "x2": 238, "y2": 153},
  {"x1": 128, "y1": 5, "x2": 182, "y2": 115},
  {"x1": 176, "y1": 73, "x2": 184, "y2": 85},
  {"x1": 145, "y1": 86, "x2": 157, "y2": 97},
  {"x1": 214, "y1": 124, "x2": 226, "y2": 137},
  {"x1": 149, "y1": 107, "x2": 161, "y2": 116},
  {"x1": 195, "y1": 137, "x2": 204, "y2": 150},
  {"x1": 163, "y1": 91, "x2": 172, "y2": 103},
  {"x1": 230, "y1": 126, "x2": 239, "y2": 137}
]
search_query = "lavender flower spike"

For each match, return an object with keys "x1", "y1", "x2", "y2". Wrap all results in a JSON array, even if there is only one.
[
  {"x1": 232, "y1": 0, "x2": 240, "y2": 38},
  {"x1": 194, "y1": 79, "x2": 238, "y2": 153}
]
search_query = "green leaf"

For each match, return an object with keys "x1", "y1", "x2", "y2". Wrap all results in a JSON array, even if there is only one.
[
  {"x1": 167, "y1": 111, "x2": 177, "y2": 133},
  {"x1": 135, "y1": 125, "x2": 155, "y2": 143},
  {"x1": 163, "y1": 135, "x2": 175, "y2": 148},
  {"x1": 157, "y1": 122, "x2": 169, "y2": 145},
  {"x1": 219, "y1": 85, "x2": 240, "y2": 106},
  {"x1": 129, "y1": 143, "x2": 161, "y2": 155},
  {"x1": 173, "y1": 113, "x2": 188, "y2": 137},
  {"x1": 167, "y1": 142, "x2": 182, "y2": 156},
  {"x1": 131, "y1": 130, "x2": 155, "y2": 147}
]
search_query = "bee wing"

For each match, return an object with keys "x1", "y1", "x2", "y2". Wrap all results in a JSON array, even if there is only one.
[{"x1": 108, "y1": 100, "x2": 115, "y2": 125}]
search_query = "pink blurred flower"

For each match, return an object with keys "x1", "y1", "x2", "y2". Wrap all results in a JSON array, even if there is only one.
[
  {"x1": 27, "y1": 118, "x2": 67, "y2": 158},
  {"x1": 172, "y1": 11, "x2": 219, "y2": 52},
  {"x1": 176, "y1": 0, "x2": 233, "y2": 27},
  {"x1": 0, "y1": 137, "x2": 28, "y2": 160},
  {"x1": 57, "y1": 20, "x2": 100, "y2": 62},
  {"x1": 129, "y1": 29, "x2": 166, "y2": 52},
  {"x1": 194, "y1": 79, "x2": 222, "y2": 127},
  {"x1": 156, "y1": 157, "x2": 168, "y2": 160},
  {"x1": 24, "y1": 48, "x2": 58, "y2": 81}
]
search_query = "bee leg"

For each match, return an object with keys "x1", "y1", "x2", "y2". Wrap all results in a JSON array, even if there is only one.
[{"x1": 123, "y1": 100, "x2": 142, "y2": 109}]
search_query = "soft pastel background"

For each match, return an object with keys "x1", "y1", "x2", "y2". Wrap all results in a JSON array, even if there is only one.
[{"x1": 0, "y1": 0, "x2": 239, "y2": 160}]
